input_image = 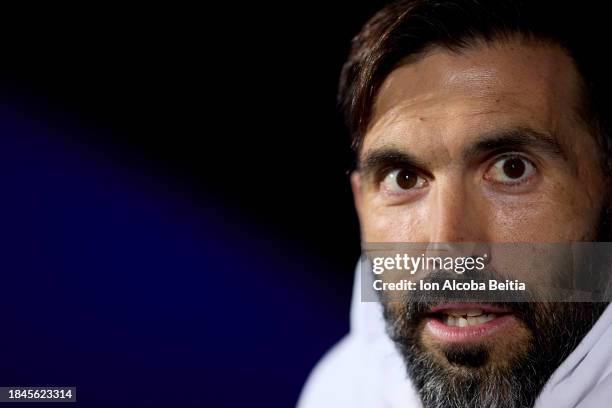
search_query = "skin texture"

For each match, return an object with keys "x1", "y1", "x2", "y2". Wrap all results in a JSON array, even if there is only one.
[{"x1": 350, "y1": 38, "x2": 610, "y2": 406}]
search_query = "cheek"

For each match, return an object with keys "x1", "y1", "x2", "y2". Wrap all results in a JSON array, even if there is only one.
[
  {"x1": 360, "y1": 202, "x2": 430, "y2": 242},
  {"x1": 485, "y1": 181, "x2": 602, "y2": 241}
]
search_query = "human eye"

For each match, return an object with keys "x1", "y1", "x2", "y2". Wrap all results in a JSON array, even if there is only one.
[
  {"x1": 483, "y1": 154, "x2": 536, "y2": 187},
  {"x1": 380, "y1": 168, "x2": 428, "y2": 195}
]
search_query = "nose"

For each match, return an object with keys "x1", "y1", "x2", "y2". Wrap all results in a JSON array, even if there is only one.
[{"x1": 427, "y1": 175, "x2": 487, "y2": 244}]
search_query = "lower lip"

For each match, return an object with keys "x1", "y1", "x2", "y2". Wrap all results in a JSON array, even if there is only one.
[{"x1": 424, "y1": 314, "x2": 515, "y2": 342}]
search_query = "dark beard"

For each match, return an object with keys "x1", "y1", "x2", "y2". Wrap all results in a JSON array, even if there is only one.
[
  {"x1": 384, "y1": 300, "x2": 607, "y2": 408},
  {"x1": 381, "y1": 207, "x2": 612, "y2": 408}
]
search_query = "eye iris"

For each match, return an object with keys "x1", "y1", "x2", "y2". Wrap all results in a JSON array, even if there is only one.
[
  {"x1": 396, "y1": 169, "x2": 418, "y2": 189},
  {"x1": 502, "y1": 158, "x2": 525, "y2": 179}
]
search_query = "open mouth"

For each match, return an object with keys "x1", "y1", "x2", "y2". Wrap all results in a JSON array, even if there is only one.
[{"x1": 424, "y1": 302, "x2": 516, "y2": 342}]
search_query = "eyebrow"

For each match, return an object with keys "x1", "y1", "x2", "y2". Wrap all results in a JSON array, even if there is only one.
[
  {"x1": 461, "y1": 127, "x2": 567, "y2": 162},
  {"x1": 358, "y1": 149, "x2": 429, "y2": 179},
  {"x1": 358, "y1": 126, "x2": 568, "y2": 178}
]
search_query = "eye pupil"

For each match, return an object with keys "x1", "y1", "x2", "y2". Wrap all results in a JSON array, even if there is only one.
[
  {"x1": 502, "y1": 158, "x2": 525, "y2": 179},
  {"x1": 396, "y1": 169, "x2": 418, "y2": 189}
]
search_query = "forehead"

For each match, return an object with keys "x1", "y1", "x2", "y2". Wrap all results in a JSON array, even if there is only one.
[{"x1": 363, "y1": 40, "x2": 582, "y2": 155}]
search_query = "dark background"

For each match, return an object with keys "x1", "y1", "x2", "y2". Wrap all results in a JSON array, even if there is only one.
[{"x1": 0, "y1": 2, "x2": 388, "y2": 407}]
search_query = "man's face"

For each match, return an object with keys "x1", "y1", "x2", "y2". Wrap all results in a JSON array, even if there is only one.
[{"x1": 352, "y1": 40, "x2": 608, "y2": 407}]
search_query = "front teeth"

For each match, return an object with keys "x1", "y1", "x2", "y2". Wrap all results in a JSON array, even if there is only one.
[{"x1": 443, "y1": 310, "x2": 496, "y2": 327}]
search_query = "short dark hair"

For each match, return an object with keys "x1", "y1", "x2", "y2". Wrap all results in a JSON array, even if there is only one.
[{"x1": 339, "y1": 0, "x2": 612, "y2": 171}]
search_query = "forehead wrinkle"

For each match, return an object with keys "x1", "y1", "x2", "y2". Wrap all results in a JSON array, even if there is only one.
[
  {"x1": 363, "y1": 100, "x2": 518, "y2": 168},
  {"x1": 365, "y1": 93, "x2": 531, "y2": 154},
  {"x1": 370, "y1": 90, "x2": 539, "y2": 133}
]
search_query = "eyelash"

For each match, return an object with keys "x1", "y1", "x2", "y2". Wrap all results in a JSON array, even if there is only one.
[
  {"x1": 375, "y1": 165, "x2": 423, "y2": 184},
  {"x1": 484, "y1": 153, "x2": 538, "y2": 187}
]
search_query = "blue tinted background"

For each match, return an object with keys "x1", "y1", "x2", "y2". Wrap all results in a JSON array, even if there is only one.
[
  {"x1": 0, "y1": 2, "x2": 396, "y2": 405},
  {"x1": 0, "y1": 112, "x2": 351, "y2": 407}
]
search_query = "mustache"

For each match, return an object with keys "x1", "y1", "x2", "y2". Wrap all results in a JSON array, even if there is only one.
[{"x1": 387, "y1": 267, "x2": 540, "y2": 324}]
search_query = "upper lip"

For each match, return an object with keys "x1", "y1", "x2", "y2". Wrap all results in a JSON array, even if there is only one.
[{"x1": 429, "y1": 302, "x2": 511, "y2": 314}]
